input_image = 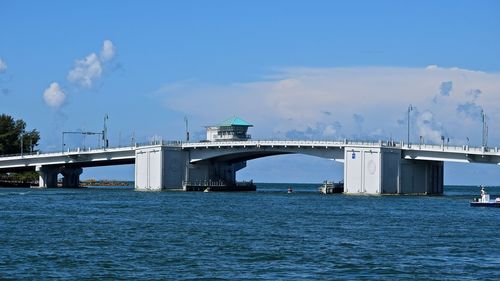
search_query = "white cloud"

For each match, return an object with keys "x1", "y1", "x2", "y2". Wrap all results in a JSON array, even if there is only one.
[
  {"x1": 0, "y1": 58, "x2": 6, "y2": 73},
  {"x1": 157, "y1": 65, "x2": 500, "y2": 145},
  {"x1": 43, "y1": 82, "x2": 66, "y2": 108},
  {"x1": 67, "y1": 39, "x2": 116, "y2": 88},
  {"x1": 100, "y1": 40, "x2": 116, "y2": 62},
  {"x1": 416, "y1": 110, "x2": 443, "y2": 143},
  {"x1": 67, "y1": 53, "x2": 102, "y2": 88}
]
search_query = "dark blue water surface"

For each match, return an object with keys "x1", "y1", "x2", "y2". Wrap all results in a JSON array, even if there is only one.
[{"x1": 1, "y1": 184, "x2": 499, "y2": 280}]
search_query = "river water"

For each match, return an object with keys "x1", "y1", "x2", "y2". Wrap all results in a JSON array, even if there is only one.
[{"x1": 1, "y1": 184, "x2": 499, "y2": 280}]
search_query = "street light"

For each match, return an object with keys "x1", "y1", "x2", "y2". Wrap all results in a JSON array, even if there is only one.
[
  {"x1": 481, "y1": 110, "x2": 488, "y2": 147},
  {"x1": 407, "y1": 104, "x2": 413, "y2": 147},
  {"x1": 20, "y1": 130, "x2": 25, "y2": 157},
  {"x1": 184, "y1": 116, "x2": 190, "y2": 142}
]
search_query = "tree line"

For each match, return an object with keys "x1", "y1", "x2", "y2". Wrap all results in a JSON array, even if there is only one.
[
  {"x1": 0, "y1": 114, "x2": 41, "y2": 185},
  {"x1": 0, "y1": 114, "x2": 40, "y2": 155}
]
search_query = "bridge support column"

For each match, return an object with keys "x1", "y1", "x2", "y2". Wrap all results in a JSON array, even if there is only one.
[
  {"x1": 343, "y1": 146, "x2": 443, "y2": 195},
  {"x1": 35, "y1": 165, "x2": 59, "y2": 188},
  {"x1": 61, "y1": 167, "x2": 83, "y2": 188},
  {"x1": 400, "y1": 160, "x2": 443, "y2": 195},
  {"x1": 135, "y1": 146, "x2": 187, "y2": 191}
]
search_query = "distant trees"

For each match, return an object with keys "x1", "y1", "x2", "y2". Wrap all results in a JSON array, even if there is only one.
[{"x1": 0, "y1": 114, "x2": 40, "y2": 155}]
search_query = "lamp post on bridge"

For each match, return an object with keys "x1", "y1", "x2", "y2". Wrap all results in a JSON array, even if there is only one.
[
  {"x1": 481, "y1": 110, "x2": 488, "y2": 147},
  {"x1": 407, "y1": 104, "x2": 413, "y2": 147},
  {"x1": 20, "y1": 129, "x2": 25, "y2": 157}
]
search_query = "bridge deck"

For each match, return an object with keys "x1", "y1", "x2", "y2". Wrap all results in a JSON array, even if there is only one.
[{"x1": 1, "y1": 140, "x2": 500, "y2": 172}]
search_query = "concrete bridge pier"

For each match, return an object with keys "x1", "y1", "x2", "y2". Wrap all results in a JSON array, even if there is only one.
[
  {"x1": 35, "y1": 165, "x2": 59, "y2": 188},
  {"x1": 343, "y1": 146, "x2": 444, "y2": 195},
  {"x1": 61, "y1": 167, "x2": 83, "y2": 188},
  {"x1": 134, "y1": 145, "x2": 247, "y2": 191},
  {"x1": 135, "y1": 145, "x2": 186, "y2": 191}
]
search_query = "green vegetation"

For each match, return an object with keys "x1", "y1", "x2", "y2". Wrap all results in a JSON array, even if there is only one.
[
  {"x1": 0, "y1": 114, "x2": 41, "y2": 185},
  {"x1": 0, "y1": 114, "x2": 40, "y2": 155}
]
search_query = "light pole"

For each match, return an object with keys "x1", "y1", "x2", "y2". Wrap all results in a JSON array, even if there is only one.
[
  {"x1": 102, "y1": 114, "x2": 109, "y2": 149},
  {"x1": 407, "y1": 104, "x2": 413, "y2": 147},
  {"x1": 184, "y1": 116, "x2": 190, "y2": 142},
  {"x1": 20, "y1": 130, "x2": 24, "y2": 157},
  {"x1": 481, "y1": 110, "x2": 488, "y2": 147}
]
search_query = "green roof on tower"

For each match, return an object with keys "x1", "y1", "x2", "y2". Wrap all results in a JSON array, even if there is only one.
[{"x1": 218, "y1": 117, "x2": 253, "y2": 127}]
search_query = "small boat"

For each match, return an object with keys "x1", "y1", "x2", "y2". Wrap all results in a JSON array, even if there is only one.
[
  {"x1": 203, "y1": 187, "x2": 212, "y2": 192},
  {"x1": 319, "y1": 180, "x2": 344, "y2": 194},
  {"x1": 470, "y1": 187, "x2": 500, "y2": 207},
  {"x1": 287, "y1": 187, "x2": 293, "y2": 193}
]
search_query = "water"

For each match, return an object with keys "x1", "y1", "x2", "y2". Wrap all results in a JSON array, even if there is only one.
[{"x1": 1, "y1": 184, "x2": 499, "y2": 280}]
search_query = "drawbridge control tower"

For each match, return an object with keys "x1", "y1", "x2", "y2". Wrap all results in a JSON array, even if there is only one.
[{"x1": 205, "y1": 117, "x2": 253, "y2": 142}]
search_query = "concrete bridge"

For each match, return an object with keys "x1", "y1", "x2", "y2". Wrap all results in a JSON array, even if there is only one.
[{"x1": 1, "y1": 140, "x2": 500, "y2": 195}]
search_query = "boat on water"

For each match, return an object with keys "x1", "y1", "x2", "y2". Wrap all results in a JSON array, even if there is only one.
[
  {"x1": 319, "y1": 180, "x2": 344, "y2": 194},
  {"x1": 470, "y1": 187, "x2": 500, "y2": 207}
]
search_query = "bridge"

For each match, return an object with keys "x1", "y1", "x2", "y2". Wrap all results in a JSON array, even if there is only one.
[{"x1": 1, "y1": 139, "x2": 499, "y2": 195}]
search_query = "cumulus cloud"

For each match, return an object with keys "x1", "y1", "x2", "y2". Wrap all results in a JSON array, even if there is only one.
[
  {"x1": 0, "y1": 58, "x2": 6, "y2": 73},
  {"x1": 416, "y1": 110, "x2": 444, "y2": 143},
  {"x1": 67, "y1": 40, "x2": 116, "y2": 88},
  {"x1": 285, "y1": 122, "x2": 342, "y2": 140},
  {"x1": 466, "y1": 89, "x2": 482, "y2": 100},
  {"x1": 457, "y1": 102, "x2": 483, "y2": 120},
  {"x1": 67, "y1": 53, "x2": 102, "y2": 88},
  {"x1": 100, "y1": 40, "x2": 116, "y2": 62},
  {"x1": 157, "y1": 65, "x2": 500, "y2": 145},
  {"x1": 439, "y1": 81, "x2": 453, "y2": 96},
  {"x1": 43, "y1": 82, "x2": 66, "y2": 108}
]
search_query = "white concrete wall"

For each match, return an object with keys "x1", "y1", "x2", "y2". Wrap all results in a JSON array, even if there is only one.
[
  {"x1": 344, "y1": 147, "x2": 382, "y2": 194},
  {"x1": 135, "y1": 146, "x2": 163, "y2": 191}
]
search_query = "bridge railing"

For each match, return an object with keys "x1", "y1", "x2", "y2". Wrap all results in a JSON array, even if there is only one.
[
  {"x1": 0, "y1": 139, "x2": 186, "y2": 159},
  {"x1": 182, "y1": 139, "x2": 402, "y2": 148},
  {"x1": 403, "y1": 143, "x2": 499, "y2": 154}
]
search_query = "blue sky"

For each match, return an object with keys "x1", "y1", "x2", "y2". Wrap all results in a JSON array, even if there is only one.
[{"x1": 1, "y1": 1, "x2": 500, "y2": 184}]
